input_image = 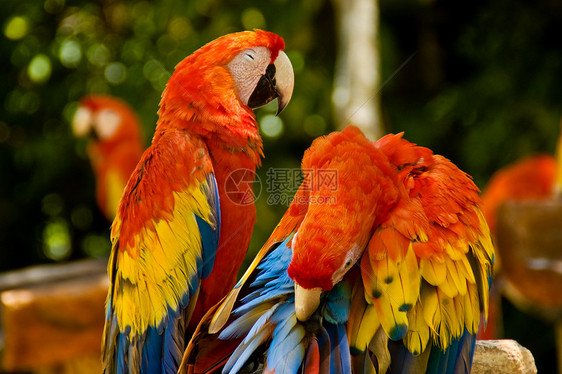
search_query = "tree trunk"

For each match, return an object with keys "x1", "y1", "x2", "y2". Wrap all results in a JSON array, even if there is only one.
[{"x1": 332, "y1": 0, "x2": 383, "y2": 141}]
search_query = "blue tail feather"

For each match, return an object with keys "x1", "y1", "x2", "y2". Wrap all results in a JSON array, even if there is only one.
[
  {"x1": 425, "y1": 328, "x2": 475, "y2": 374},
  {"x1": 325, "y1": 323, "x2": 352, "y2": 374},
  {"x1": 317, "y1": 326, "x2": 333, "y2": 373},
  {"x1": 117, "y1": 328, "x2": 129, "y2": 374}
]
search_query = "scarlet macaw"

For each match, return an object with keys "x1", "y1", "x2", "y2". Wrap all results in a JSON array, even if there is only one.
[
  {"x1": 102, "y1": 30, "x2": 294, "y2": 374},
  {"x1": 181, "y1": 126, "x2": 494, "y2": 373},
  {"x1": 481, "y1": 154, "x2": 557, "y2": 235},
  {"x1": 477, "y1": 123, "x2": 561, "y2": 340},
  {"x1": 482, "y1": 117, "x2": 562, "y2": 234},
  {"x1": 72, "y1": 95, "x2": 144, "y2": 220}
]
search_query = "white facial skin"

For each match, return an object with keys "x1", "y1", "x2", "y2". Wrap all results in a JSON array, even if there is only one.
[
  {"x1": 94, "y1": 108, "x2": 121, "y2": 140},
  {"x1": 330, "y1": 244, "x2": 363, "y2": 285},
  {"x1": 227, "y1": 46, "x2": 272, "y2": 107},
  {"x1": 72, "y1": 106, "x2": 93, "y2": 137},
  {"x1": 72, "y1": 106, "x2": 122, "y2": 140}
]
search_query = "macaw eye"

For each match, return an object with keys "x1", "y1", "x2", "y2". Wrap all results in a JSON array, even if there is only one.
[
  {"x1": 245, "y1": 50, "x2": 257, "y2": 61},
  {"x1": 345, "y1": 260, "x2": 352, "y2": 268}
]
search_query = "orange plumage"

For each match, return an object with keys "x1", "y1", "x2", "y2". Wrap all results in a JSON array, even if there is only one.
[{"x1": 72, "y1": 95, "x2": 144, "y2": 220}]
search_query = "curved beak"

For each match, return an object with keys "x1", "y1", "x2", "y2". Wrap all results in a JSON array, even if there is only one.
[
  {"x1": 273, "y1": 51, "x2": 294, "y2": 115},
  {"x1": 294, "y1": 283, "x2": 322, "y2": 322},
  {"x1": 248, "y1": 51, "x2": 294, "y2": 115}
]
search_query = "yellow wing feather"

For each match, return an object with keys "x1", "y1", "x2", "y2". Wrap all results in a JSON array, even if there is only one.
[
  {"x1": 371, "y1": 291, "x2": 409, "y2": 341},
  {"x1": 404, "y1": 302, "x2": 430, "y2": 355},
  {"x1": 362, "y1": 180, "x2": 494, "y2": 356},
  {"x1": 111, "y1": 184, "x2": 215, "y2": 338}
]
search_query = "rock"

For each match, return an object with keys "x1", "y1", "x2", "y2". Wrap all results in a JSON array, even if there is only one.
[{"x1": 472, "y1": 339, "x2": 537, "y2": 374}]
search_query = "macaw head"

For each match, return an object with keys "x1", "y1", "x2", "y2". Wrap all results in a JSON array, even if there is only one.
[
  {"x1": 158, "y1": 30, "x2": 294, "y2": 137},
  {"x1": 72, "y1": 94, "x2": 143, "y2": 147},
  {"x1": 285, "y1": 126, "x2": 394, "y2": 322},
  {"x1": 287, "y1": 202, "x2": 375, "y2": 322}
]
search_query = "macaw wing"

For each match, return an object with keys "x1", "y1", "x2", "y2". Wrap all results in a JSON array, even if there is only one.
[
  {"x1": 355, "y1": 138, "x2": 494, "y2": 372},
  {"x1": 180, "y1": 237, "x2": 353, "y2": 374},
  {"x1": 102, "y1": 134, "x2": 221, "y2": 374}
]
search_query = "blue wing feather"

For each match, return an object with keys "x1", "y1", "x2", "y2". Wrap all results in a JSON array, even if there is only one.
[
  {"x1": 324, "y1": 282, "x2": 351, "y2": 324},
  {"x1": 391, "y1": 327, "x2": 475, "y2": 374},
  {"x1": 337, "y1": 323, "x2": 352, "y2": 373},
  {"x1": 324, "y1": 323, "x2": 352, "y2": 374},
  {"x1": 316, "y1": 326, "x2": 332, "y2": 373},
  {"x1": 224, "y1": 324, "x2": 271, "y2": 374},
  {"x1": 190, "y1": 232, "x2": 480, "y2": 374},
  {"x1": 141, "y1": 328, "x2": 162, "y2": 374},
  {"x1": 211, "y1": 238, "x2": 354, "y2": 374},
  {"x1": 198, "y1": 174, "x2": 221, "y2": 279}
]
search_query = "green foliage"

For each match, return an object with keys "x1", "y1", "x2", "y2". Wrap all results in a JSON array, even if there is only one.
[
  {"x1": 379, "y1": 0, "x2": 562, "y2": 190},
  {"x1": 0, "y1": 0, "x2": 336, "y2": 270},
  {"x1": 1, "y1": 0, "x2": 561, "y2": 267}
]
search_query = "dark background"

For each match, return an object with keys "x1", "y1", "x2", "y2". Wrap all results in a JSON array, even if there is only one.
[{"x1": 1, "y1": 0, "x2": 560, "y2": 371}]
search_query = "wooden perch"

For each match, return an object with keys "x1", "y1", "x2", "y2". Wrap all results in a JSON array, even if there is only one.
[
  {"x1": 0, "y1": 259, "x2": 108, "y2": 372},
  {"x1": 0, "y1": 258, "x2": 107, "y2": 292}
]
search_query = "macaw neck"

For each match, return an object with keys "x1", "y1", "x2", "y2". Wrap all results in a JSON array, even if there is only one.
[
  {"x1": 186, "y1": 129, "x2": 262, "y2": 333},
  {"x1": 154, "y1": 110, "x2": 263, "y2": 165},
  {"x1": 204, "y1": 138, "x2": 260, "y2": 207}
]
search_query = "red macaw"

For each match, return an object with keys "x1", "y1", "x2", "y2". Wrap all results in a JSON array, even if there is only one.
[
  {"x1": 181, "y1": 126, "x2": 494, "y2": 374},
  {"x1": 72, "y1": 95, "x2": 144, "y2": 220},
  {"x1": 101, "y1": 30, "x2": 294, "y2": 374},
  {"x1": 477, "y1": 123, "x2": 561, "y2": 340},
  {"x1": 482, "y1": 117, "x2": 562, "y2": 234}
]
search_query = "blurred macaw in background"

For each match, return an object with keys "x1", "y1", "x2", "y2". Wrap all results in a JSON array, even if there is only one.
[
  {"x1": 477, "y1": 119, "x2": 562, "y2": 340},
  {"x1": 102, "y1": 30, "x2": 294, "y2": 374},
  {"x1": 72, "y1": 95, "x2": 144, "y2": 220},
  {"x1": 181, "y1": 126, "x2": 494, "y2": 374}
]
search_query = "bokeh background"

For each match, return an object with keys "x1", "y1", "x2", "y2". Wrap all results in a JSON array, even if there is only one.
[{"x1": 1, "y1": 0, "x2": 561, "y2": 371}]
